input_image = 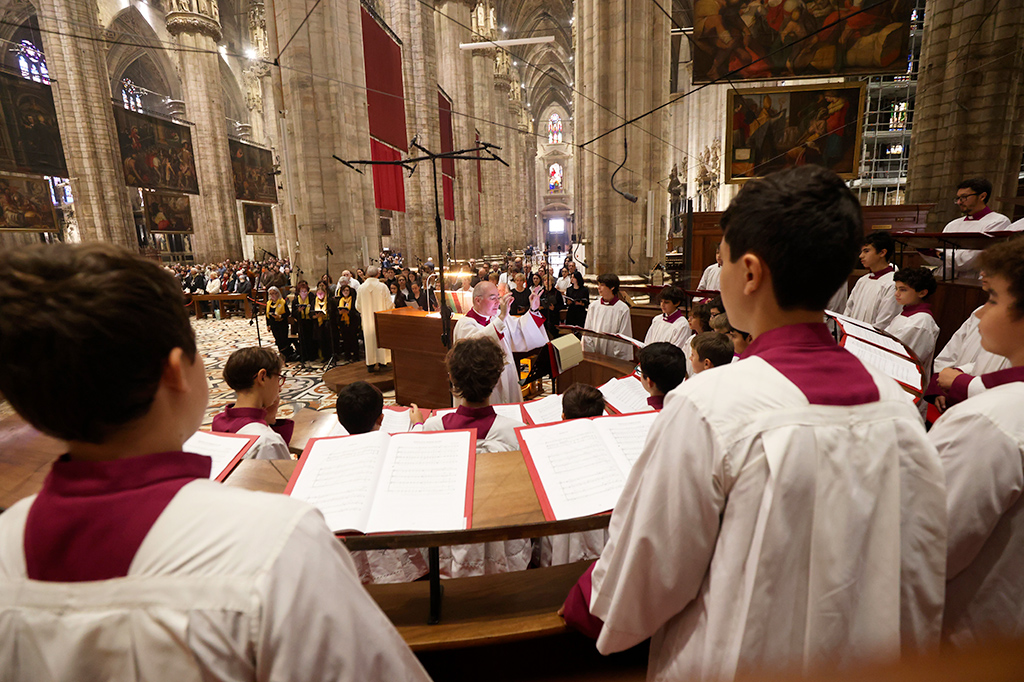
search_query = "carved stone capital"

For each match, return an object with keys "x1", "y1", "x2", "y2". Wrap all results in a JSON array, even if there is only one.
[{"x1": 166, "y1": 11, "x2": 222, "y2": 41}]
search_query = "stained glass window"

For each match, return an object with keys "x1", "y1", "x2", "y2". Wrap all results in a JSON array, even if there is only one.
[
  {"x1": 17, "y1": 40, "x2": 49, "y2": 84},
  {"x1": 122, "y1": 79, "x2": 144, "y2": 113},
  {"x1": 548, "y1": 163, "x2": 563, "y2": 192},
  {"x1": 548, "y1": 113, "x2": 562, "y2": 144}
]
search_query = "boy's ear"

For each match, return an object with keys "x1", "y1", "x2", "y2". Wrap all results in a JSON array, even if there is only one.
[
  {"x1": 161, "y1": 348, "x2": 189, "y2": 393},
  {"x1": 917, "y1": 288, "x2": 929, "y2": 300},
  {"x1": 702, "y1": 358, "x2": 713, "y2": 371},
  {"x1": 375, "y1": 413, "x2": 384, "y2": 426}
]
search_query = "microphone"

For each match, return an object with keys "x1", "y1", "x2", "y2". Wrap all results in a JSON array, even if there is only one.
[
  {"x1": 618, "y1": 191, "x2": 638, "y2": 203},
  {"x1": 410, "y1": 134, "x2": 420, "y2": 148},
  {"x1": 324, "y1": 243, "x2": 334, "y2": 256}
]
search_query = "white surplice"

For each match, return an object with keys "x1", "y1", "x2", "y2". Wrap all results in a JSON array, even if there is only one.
[
  {"x1": 930, "y1": 374, "x2": 1024, "y2": 646},
  {"x1": 354, "y1": 277, "x2": 394, "y2": 366},
  {"x1": 844, "y1": 266, "x2": 901, "y2": 329},
  {"x1": 452, "y1": 309, "x2": 550, "y2": 405},
  {"x1": 922, "y1": 210, "x2": 1014, "y2": 279},
  {"x1": 589, "y1": 331, "x2": 946, "y2": 681},
  {"x1": 934, "y1": 306, "x2": 1010, "y2": 377},
  {"x1": 886, "y1": 308, "x2": 940, "y2": 373},
  {"x1": 644, "y1": 311, "x2": 692, "y2": 351},
  {"x1": 583, "y1": 299, "x2": 633, "y2": 361},
  {"x1": 0, "y1": 481, "x2": 430, "y2": 682}
]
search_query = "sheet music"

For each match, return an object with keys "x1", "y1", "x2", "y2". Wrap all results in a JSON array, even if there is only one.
[
  {"x1": 592, "y1": 412, "x2": 660, "y2": 465},
  {"x1": 599, "y1": 376, "x2": 655, "y2": 414},
  {"x1": 518, "y1": 420, "x2": 632, "y2": 520},
  {"x1": 611, "y1": 333, "x2": 646, "y2": 349},
  {"x1": 287, "y1": 432, "x2": 389, "y2": 533},
  {"x1": 840, "y1": 324, "x2": 909, "y2": 357},
  {"x1": 522, "y1": 394, "x2": 564, "y2": 425},
  {"x1": 183, "y1": 430, "x2": 254, "y2": 480},
  {"x1": 365, "y1": 431, "x2": 472, "y2": 533},
  {"x1": 379, "y1": 407, "x2": 414, "y2": 434},
  {"x1": 825, "y1": 310, "x2": 877, "y2": 332},
  {"x1": 844, "y1": 337, "x2": 922, "y2": 388}
]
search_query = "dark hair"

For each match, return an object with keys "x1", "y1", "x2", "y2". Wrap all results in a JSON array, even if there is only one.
[
  {"x1": 562, "y1": 383, "x2": 605, "y2": 419},
  {"x1": 863, "y1": 232, "x2": 895, "y2": 263},
  {"x1": 980, "y1": 238, "x2": 1024, "y2": 318},
  {"x1": 958, "y1": 178, "x2": 993, "y2": 204},
  {"x1": 893, "y1": 267, "x2": 937, "y2": 298},
  {"x1": 296, "y1": 279, "x2": 309, "y2": 291},
  {"x1": 721, "y1": 165, "x2": 863, "y2": 310},
  {"x1": 690, "y1": 303, "x2": 712, "y2": 331},
  {"x1": 658, "y1": 286, "x2": 686, "y2": 306},
  {"x1": 571, "y1": 271, "x2": 585, "y2": 288},
  {"x1": 639, "y1": 342, "x2": 687, "y2": 394},
  {"x1": 693, "y1": 332, "x2": 735, "y2": 368},
  {"x1": 335, "y1": 381, "x2": 384, "y2": 434},
  {"x1": 597, "y1": 273, "x2": 621, "y2": 298},
  {"x1": 0, "y1": 243, "x2": 196, "y2": 443},
  {"x1": 223, "y1": 347, "x2": 283, "y2": 391},
  {"x1": 708, "y1": 295, "x2": 725, "y2": 315},
  {"x1": 446, "y1": 337, "x2": 505, "y2": 404}
]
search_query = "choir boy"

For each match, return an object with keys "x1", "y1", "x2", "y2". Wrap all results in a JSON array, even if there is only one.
[
  {"x1": 689, "y1": 331, "x2": 734, "y2": 374},
  {"x1": 929, "y1": 238, "x2": 1024, "y2": 646},
  {"x1": 0, "y1": 244, "x2": 430, "y2": 681},
  {"x1": 927, "y1": 306, "x2": 1011, "y2": 411},
  {"x1": 685, "y1": 303, "x2": 713, "y2": 377},
  {"x1": 844, "y1": 232, "x2": 901, "y2": 328},
  {"x1": 885, "y1": 267, "x2": 940, "y2": 372},
  {"x1": 560, "y1": 165, "x2": 946, "y2": 681},
  {"x1": 638, "y1": 342, "x2": 687, "y2": 410},
  {"x1": 644, "y1": 286, "x2": 692, "y2": 350},
  {"x1": 710, "y1": 313, "x2": 751, "y2": 355},
  {"x1": 334, "y1": 380, "x2": 385, "y2": 434},
  {"x1": 561, "y1": 383, "x2": 606, "y2": 419},
  {"x1": 582, "y1": 274, "x2": 633, "y2": 361},
  {"x1": 212, "y1": 346, "x2": 293, "y2": 460}
]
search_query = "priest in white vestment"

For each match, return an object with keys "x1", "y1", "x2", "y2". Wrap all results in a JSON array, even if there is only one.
[
  {"x1": 452, "y1": 281, "x2": 549, "y2": 404},
  {"x1": 354, "y1": 266, "x2": 393, "y2": 371}
]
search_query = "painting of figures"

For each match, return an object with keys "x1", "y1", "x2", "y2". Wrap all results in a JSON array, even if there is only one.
[
  {"x1": 229, "y1": 139, "x2": 278, "y2": 204},
  {"x1": 726, "y1": 82, "x2": 864, "y2": 182},
  {"x1": 0, "y1": 173, "x2": 58, "y2": 231},
  {"x1": 144, "y1": 191, "x2": 193, "y2": 233},
  {"x1": 242, "y1": 202, "x2": 274, "y2": 235},
  {"x1": 693, "y1": 0, "x2": 914, "y2": 83},
  {"x1": 112, "y1": 105, "x2": 199, "y2": 194},
  {"x1": 0, "y1": 72, "x2": 67, "y2": 176}
]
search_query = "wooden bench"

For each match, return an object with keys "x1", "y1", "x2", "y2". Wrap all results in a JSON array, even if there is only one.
[{"x1": 188, "y1": 293, "x2": 252, "y2": 320}]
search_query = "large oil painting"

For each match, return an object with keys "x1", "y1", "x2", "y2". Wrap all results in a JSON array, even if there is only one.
[
  {"x1": 144, "y1": 191, "x2": 193, "y2": 233},
  {"x1": 693, "y1": 0, "x2": 914, "y2": 82},
  {"x1": 726, "y1": 82, "x2": 864, "y2": 182},
  {"x1": 0, "y1": 72, "x2": 67, "y2": 176},
  {"x1": 242, "y1": 201, "x2": 274, "y2": 235},
  {"x1": 0, "y1": 173, "x2": 58, "y2": 231},
  {"x1": 112, "y1": 106, "x2": 199, "y2": 194},
  {"x1": 229, "y1": 139, "x2": 278, "y2": 204}
]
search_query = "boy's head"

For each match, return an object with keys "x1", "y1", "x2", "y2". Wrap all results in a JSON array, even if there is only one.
[
  {"x1": 446, "y1": 337, "x2": 505, "y2": 404},
  {"x1": 690, "y1": 332, "x2": 735, "y2": 374},
  {"x1": 708, "y1": 313, "x2": 750, "y2": 354},
  {"x1": 561, "y1": 383, "x2": 605, "y2": 419},
  {"x1": 0, "y1": 243, "x2": 202, "y2": 444},
  {"x1": 860, "y1": 232, "x2": 894, "y2": 271},
  {"x1": 638, "y1": 342, "x2": 687, "y2": 396},
  {"x1": 893, "y1": 267, "x2": 937, "y2": 307},
  {"x1": 658, "y1": 286, "x2": 686, "y2": 316},
  {"x1": 977, "y1": 239, "x2": 1024, "y2": 362},
  {"x1": 223, "y1": 347, "x2": 284, "y2": 405},
  {"x1": 720, "y1": 165, "x2": 862, "y2": 328},
  {"x1": 708, "y1": 296, "x2": 725, "y2": 317},
  {"x1": 710, "y1": 312, "x2": 731, "y2": 334},
  {"x1": 689, "y1": 303, "x2": 712, "y2": 333},
  {"x1": 335, "y1": 381, "x2": 385, "y2": 434}
]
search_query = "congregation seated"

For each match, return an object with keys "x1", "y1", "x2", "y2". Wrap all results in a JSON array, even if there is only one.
[{"x1": 211, "y1": 347, "x2": 293, "y2": 460}]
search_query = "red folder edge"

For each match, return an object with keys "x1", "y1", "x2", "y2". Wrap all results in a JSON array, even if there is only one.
[
  {"x1": 515, "y1": 424, "x2": 558, "y2": 522},
  {"x1": 462, "y1": 428, "x2": 477, "y2": 530},
  {"x1": 211, "y1": 432, "x2": 261, "y2": 482}
]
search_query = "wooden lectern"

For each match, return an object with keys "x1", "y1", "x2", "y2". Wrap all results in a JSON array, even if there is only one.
[{"x1": 375, "y1": 308, "x2": 453, "y2": 409}]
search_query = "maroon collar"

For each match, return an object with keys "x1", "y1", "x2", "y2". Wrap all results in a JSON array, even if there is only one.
[
  {"x1": 25, "y1": 452, "x2": 211, "y2": 582},
  {"x1": 900, "y1": 302, "x2": 933, "y2": 318},
  {"x1": 212, "y1": 405, "x2": 267, "y2": 433},
  {"x1": 599, "y1": 297, "x2": 617, "y2": 306},
  {"x1": 981, "y1": 365, "x2": 1024, "y2": 390},
  {"x1": 466, "y1": 308, "x2": 490, "y2": 326},
  {"x1": 647, "y1": 395, "x2": 665, "y2": 410},
  {"x1": 965, "y1": 206, "x2": 994, "y2": 221},
  {"x1": 869, "y1": 265, "x2": 894, "y2": 280},
  {"x1": 663, "y1": 309, "x2": 685, "y2": 324},
  {"x1": 441, "y1": 404, "x2": 497, "y2": 439}
]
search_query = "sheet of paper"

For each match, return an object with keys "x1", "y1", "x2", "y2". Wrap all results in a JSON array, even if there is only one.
[
  {"x1": 592, "y1": 412, "x2": 660, "y2": 466},
  {"x1": 328, "y1": 421, "x2": 350, "y2": 437},
  {"x1": 287, "y1": 432, "x2": 389, "y2": 533},
  {"x1": 522, "y1": 394, "x2": 564, "y2": 425},
  {"x1": 838, "y1": 323, "x2": 910, "y2": 357},
  {"x1": 183, "y1": 430, "x2": 254, "y2": 480},
  {"x1": 365, "y1": 430, "x2": 472, "y2": 533},
  {"x1": 844, "y1": 337, "x2": 922, "y2": 388},
  {"x1": 380, "y1": 407, "x2": 413, "y2": 435},
  {"x1": 599, "y1": 375, "x2": 655, "y2": 414},
  {"x1": 518, "y1": 420, "x2": 630, "y2": 520},
  {"x1": 825, "y1": 309, "x2": 878, "y2": 332}
]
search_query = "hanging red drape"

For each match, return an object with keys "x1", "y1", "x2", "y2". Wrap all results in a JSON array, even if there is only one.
[
  {"x1": 370, "y1": 140, "x2": 405, "y2": 213},
  {"x1": 438, "y1": 90, "x2": 455, "y2": 221},
  {"x1": 361, "y1": 8, "x2": 407, "y2": 211}
]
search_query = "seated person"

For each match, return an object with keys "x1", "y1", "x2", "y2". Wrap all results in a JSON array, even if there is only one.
[
  {"x1": 844, "y1": 232, "x2": 901, "y2": 329},
  {"x1": 334, "y1": 380, "x2": 385, "y2": 434},
  {"x1": 690, "y1": 331, "x2": 735, "y2": 374},
  {"x1": 638, "y1": 342, "x2": 688, "y2": 410},
  {"x1": 562, "y1": 383, "x2": 606, "y2": 419},
  {"x1": 0, "y1": 243, "x2": 430, "y2": 681},
  {"x1": 708, "y1": 295, "x2": 725, "y2": 318},
  {"x1": 711, "y1": 313, "x2": 752, "y2": 356},
  {"x1": 925, "y1": 306, "x2": 1010, "y2": 412},
  {"x1": 212, "y1": 347, "x2": 293, "y2": 460},
  {"x1": 886, "y1": 267, "x2": 940, "y2": 373},
  {"x1": 645, "y1": 286, "x2": 692, "y2": 350}
]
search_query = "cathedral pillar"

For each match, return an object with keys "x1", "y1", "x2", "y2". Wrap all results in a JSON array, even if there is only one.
[
  {"x1": 493, "y1": 51, "x2": 514, "y2": 249},
  {"x1": 166, "y1": 0, "x2": 243, "y2": 261},
  {"x1": 575, "y1": 0, "x2": 669, "y2": 274},
  {"x1": 906, "y1": 0, "x2": 1024, "y2": 227},
  {"x1": 36, "y1": 0, "x2": 136, "y2": 247},
  {"x1": 470, "y1": 1, "x2": 503, "y2": 256}
]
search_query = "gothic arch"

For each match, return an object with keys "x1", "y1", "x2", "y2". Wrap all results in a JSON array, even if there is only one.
[
  {"x1": 219, "y1": 59, "x2": 247, "y2": 126},
  {"x1": 0, "y1": 0, "x2": 38, "y2": 48},
  {"x1": 106, "y1": 6, "x2": 182, "y2": 103}
]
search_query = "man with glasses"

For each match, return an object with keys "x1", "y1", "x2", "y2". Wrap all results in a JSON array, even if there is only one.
[{"x1": 923, "y1": 178, "x2": 1013, "y2": 279}]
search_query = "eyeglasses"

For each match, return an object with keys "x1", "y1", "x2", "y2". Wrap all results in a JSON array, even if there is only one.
[
  {"x1": 256, "y1": 371, "x2": 287, "y2": 386},
  {"x1": 954, "y1": 193, "x2": 978, "y2": 203}
]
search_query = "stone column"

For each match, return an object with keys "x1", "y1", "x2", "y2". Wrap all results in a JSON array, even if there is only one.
[
  {"x1": 575, "y1": 0, "x2": 669, "y2": 274},
  {"x1": 906, "y1": 0, "x2": 1024, "y2": 227},
  {"x1": 493, "y1": 52, "x2": 514, "y2": 249},
  {"x1": 166, "y1": 0, "x2": 243, "y2": 261},
  {"x1": 36, "y1": 0, "x2": 136, "y2": 247},
  {"x1": 470, "y1": 1, "x2": 503, "y2": 256}
]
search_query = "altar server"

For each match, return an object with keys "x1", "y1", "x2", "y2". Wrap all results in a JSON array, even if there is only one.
[
  {"x1": 452, "y1": 281, "x2": 549, "y2": 405},
  {"x1": 561, "y1": 165, "x2": 946, "y2": 680},
  {"x1": 354, "y1": 265, "x2": 394, "y2": 373},
  {"x1": 925, "y1": 306, "x2": 1010, "y2": 411},
  {"x1": 583, "y1": 274, "x2": 633, "y2": 361},
  {"x1": 212, "y1": 346, "x2": 293, "y2": 460},
  {"x1": 0, "y1": 243, "x2": 430, "y2": 682},
  {"x1": 885, "y1": 267, "x2": 940, "y2": 373},
  {"x1": 844, "y1": 232, "x2": 901, "y2": 329},
  {"x1": 644, "y1": 286, "x2": 692, "y2": 350},
  {"x1": 930, "y1": 239, "x2": 1024, "y2": 646}
]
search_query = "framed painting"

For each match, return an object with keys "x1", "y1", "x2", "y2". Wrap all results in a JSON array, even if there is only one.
[
  {"x1": 692, "y1": 0, "x2": 914, "y2": 83},
  {"x1": 0, "y1": 173, "x2": 58, "y2": 231},
  {"x1": 0, "y1": 71, "x2": 67, "y2": 176},
  {"x1": 143, "y1": 191, "x2": 193, "y2": 233},
  {"x1": 112, "y1": 105, "x2": 199, "y2": 194},
  {"x1": 726, "y1": 81, "x2": 865, "y2": 182},
  {"x1": 229, "y1": 139, "x2": 278, "y2": 204},
  {"x1": 242, "y1": 201, "x2": 274, "y2": 235}
]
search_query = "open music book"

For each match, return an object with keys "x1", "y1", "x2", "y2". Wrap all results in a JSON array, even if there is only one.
[
  {"x1": 599, "y1": 375, "x2": 655, "y2": 414},
  {"x1": 516, "y1": 411, "x2": 660, "y2": 520},
  {"x1": 826, "y1": 310, "x2": 924, "y2": 394},
  {"x1": 183, "y1": 430, "x2": 259, "y2": 482},
  {"x1": 285, "y1": 430, "x2": 476, "y2": 534}
]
